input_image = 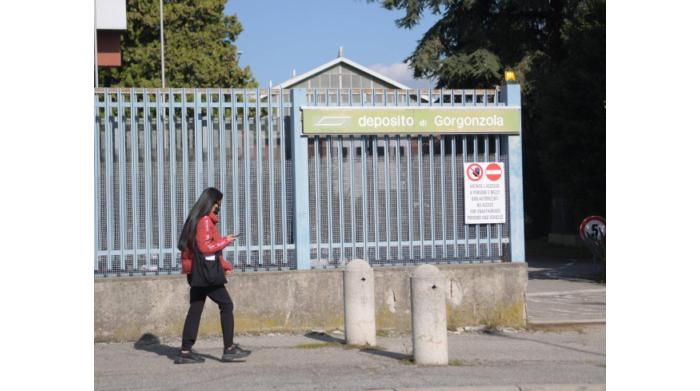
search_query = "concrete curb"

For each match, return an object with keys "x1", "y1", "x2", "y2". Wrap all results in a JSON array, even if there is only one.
[
  {"x1": 527, "y1": 289, "x2": 606, "y2": 297},
  {"x1": 527, "y1": 319, "x2": 606, "y2": 326},
  {"x1": 371, "y1": 384, "x2": 605, "y2": 391}
]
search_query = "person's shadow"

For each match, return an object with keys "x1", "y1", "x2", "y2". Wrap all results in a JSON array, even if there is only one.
[{"x1": 133, "y1": 333, "x2": 223, "y2": 363}]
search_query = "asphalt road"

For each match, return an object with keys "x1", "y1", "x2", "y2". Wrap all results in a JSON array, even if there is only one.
[{"x1": 526, "y1": 257, "x2": 606, "y2": 325}]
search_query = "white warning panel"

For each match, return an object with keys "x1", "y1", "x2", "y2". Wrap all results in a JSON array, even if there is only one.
[{"x1": 464, "y1": 162, "x2": 506, "y2": 224}]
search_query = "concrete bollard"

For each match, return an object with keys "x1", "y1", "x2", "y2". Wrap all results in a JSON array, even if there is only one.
[
  {"x1": 410, "y1": 264, "x2": 448, "y2": 365},
  {"x1": 343, "y1": 259, "x2": 376, "y2": 346}
]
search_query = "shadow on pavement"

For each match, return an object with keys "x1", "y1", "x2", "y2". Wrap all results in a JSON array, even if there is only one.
[
  {"x1": 527, "y1": 257, "x2": 604, "y2": 283},
  {"x1": 304, "y1": 331, "x2": 345, "y2": 344},
  {"x1": 483, "y1": 329, "x2": 605, "y2": 357},
  {"x1": 133, "y1": 333, "x2": 223, "y2": 363},
  {"x1": 359, "y1": 347, "x2": 412, "y2": 361},
  {"x1": 525, "y1": 238, "x2": 605, "y2": 283},
  {"x1": 304, "y1": 331, "x2": 412, "y2": 362}
]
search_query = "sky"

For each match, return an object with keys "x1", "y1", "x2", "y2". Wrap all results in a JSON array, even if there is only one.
[{"x1": 224, "y1": 0, "x2": 441, "y2": 89}]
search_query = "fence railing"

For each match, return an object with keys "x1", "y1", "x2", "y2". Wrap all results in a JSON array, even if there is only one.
[
  {"x1": 304, "y1": 89, "x2": 510, "y2": 268},
  {"x1": 94, "y1": 87, "x2": 524, "y2": 277}
]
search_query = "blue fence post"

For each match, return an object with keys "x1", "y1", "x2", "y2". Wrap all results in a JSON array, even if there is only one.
[
  {"x1": 291, "y1": 89, "x2": 311, "y2": 269},
  {"x1": 503, "y1": 83, "x2": 526, "y2": 263}
]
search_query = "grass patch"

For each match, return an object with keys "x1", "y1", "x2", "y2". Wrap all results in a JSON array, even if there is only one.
[
  {"x1": 294, "y1": 342, "x2": 341, "y2": 349},
  {"x1": 343, "y1": 343, "x2": 377, "y2": 350},
  {"x1": 399, "y1": 357, "x2": 415, "y2": 365},
  {"x1": 526, "y1": 323, "x2": 604, "y2": 333},
  {"x1": 294, "y1": 341, "x2": 382, "y2": 350},
  {"x1": 449, "y1": 359, "x2": 465, "y2": 366},
  {"x1": 376, "y1": 330, "x2": 392, "y2": 337}
]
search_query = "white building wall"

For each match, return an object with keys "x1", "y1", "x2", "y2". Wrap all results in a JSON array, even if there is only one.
[{"x1": 96, "y1": 0, "x2": 127, "y2": 30}]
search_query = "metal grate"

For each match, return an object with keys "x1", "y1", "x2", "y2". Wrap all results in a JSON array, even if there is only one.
[
  {"x1": 306, "y1": 89, "x2": 510, "y2": 268},
  {"x1": 308, "y1": 134, "x2": 510, "y2": 268},
  {"x1": 95, "y1": 88, "x2": 518, "y2": 277},
  {"x1": 95, "y1": 89, "x2": 295, "y2": 277}
]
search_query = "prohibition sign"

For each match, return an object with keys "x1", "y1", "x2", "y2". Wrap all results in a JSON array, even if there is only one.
[
  {"x1": 486, "y1": 163, "x2": 502, "y2": 181},
  {"x1": 466, "y1": 163, "x2": 483, "y2": 181},
  {"x1": 579, "y1": 216, "x2": 606, "y2": 241}
]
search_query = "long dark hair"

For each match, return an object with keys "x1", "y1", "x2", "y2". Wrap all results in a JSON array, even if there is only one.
[{"x1": 178, "y1": 187, "x2": 223, "y2": 252}]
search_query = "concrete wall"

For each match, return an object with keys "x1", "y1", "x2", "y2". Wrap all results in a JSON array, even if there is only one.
[{"x1": 95, "y1": 263, "x2": 527, "y2": 342}]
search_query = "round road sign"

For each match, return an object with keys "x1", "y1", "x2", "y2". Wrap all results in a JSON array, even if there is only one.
[
  {"x1": 486, "y1": 163, "x2": 502, "y2": 181},
  {"x1": 466, "y1": 163, "x2": 483, "y2": 181},
  {"x1": 579, "y1": 216, "x2": 606, "y2": 241}
]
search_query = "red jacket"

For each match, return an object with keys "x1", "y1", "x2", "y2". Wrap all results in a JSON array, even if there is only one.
[{"x1": 181, "y1": 211, "x2": 233, "y2": 275}]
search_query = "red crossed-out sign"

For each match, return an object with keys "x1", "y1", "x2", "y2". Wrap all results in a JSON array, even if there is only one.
[
  {"x1": 486, "y1": 163, "x2": 502, "y2": 181},
  {"x1": 466, "y1": 163, "x2": 483, "y2": 181}
]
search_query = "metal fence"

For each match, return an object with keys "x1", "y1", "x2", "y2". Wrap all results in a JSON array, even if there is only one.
[
  {"x1": 94, "y1": 89, "x2": 296, "y2": 276},
  {"x1": 94, "y1": 87, "x2": 523, "y2": 277},
  {"x1": 305, "y1": 89, "x2": 510, "y2": 268}
]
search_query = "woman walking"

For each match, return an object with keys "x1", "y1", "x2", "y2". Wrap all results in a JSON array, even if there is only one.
[{"x1": 175, "y1": 187, "x2": 251, "y2": 364}]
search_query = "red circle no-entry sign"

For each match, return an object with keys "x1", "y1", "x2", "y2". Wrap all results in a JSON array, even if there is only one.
[{"x1": 486, "y1": 163, "x2": 502, "y2": 181}]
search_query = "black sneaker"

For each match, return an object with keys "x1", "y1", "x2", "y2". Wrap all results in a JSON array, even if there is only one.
[
  {"x1": 222, "y1": 344, "x2": 251, "y2": 362},
  {"x1": 233, "y1": 343, "x2": 251, "y2": 354},
  {"x1": 174, "y1": 350, "x2": 205, "y2": 364}
]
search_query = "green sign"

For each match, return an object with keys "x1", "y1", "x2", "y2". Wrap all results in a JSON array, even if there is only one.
[{"x1": 302, "y1": 106, "x2": 521, "y2": 135}]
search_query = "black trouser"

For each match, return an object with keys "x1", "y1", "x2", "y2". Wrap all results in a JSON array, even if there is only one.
[{"x1": 181, "y1": 283, "x2": 234, "y2": 351}]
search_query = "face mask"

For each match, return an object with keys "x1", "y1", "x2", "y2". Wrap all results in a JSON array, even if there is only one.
[{"x1": 213, "y1": 205, "x2": 220, "y2": 215}]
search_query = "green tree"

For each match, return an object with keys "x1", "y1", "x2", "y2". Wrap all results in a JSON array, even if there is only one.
[
  {"x1": 376, "y1": 0, "x2": 566, "y2": 88},
  {"x1": 525, "y1": 0, "x2": 605, "y2": 234},
  {"x1": 100, "y1": 0, "x2": 256, "y2": 88},
  {"x1": 372, "y1": 0, "x2": 605, "y2": 237}
]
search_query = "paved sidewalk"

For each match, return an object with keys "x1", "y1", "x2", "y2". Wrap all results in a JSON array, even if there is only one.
[
  {"x1": 526, "y1": 258, "x2": 606, "y2": 326},
  {"x1": 372, "y1": 385, "x2": 604, "y2": 391},
  {"x1": 94, "y1": 255, "x2": 606, "y2": 390},
  {"x1": 95, "y1": 327, "x2": 605, "y2": 391}
]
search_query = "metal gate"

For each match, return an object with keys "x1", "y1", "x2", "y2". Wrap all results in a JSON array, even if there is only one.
[
  {"x1": 305, "y1": 89, "x2": 513, "y2": 268},
  {"x1": 94, "y1": 89, "x2": 296, "y2": 276},
  {"x1": 94, "y1": 87, "x2": 524, "y2": 277}
]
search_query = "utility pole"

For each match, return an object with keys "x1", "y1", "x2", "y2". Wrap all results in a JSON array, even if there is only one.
[{"x1": 159, "y1": 0, "x2": 166, "y2": 88}]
